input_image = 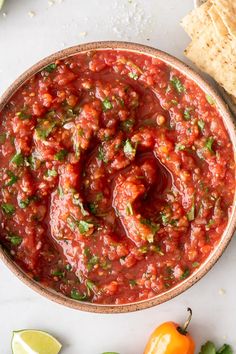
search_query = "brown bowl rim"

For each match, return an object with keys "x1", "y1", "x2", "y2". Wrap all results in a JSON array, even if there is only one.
[{"x1": 0, "y1": 41, "x2": 236, "y2": 313}]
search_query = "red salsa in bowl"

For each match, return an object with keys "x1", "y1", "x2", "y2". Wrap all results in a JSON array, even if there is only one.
[{"x1": 0, "y1": 46, "x2": 235, "y2": 307}]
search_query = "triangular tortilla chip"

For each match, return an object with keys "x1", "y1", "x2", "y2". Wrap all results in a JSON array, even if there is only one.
[
  {"x1": 208, "y1": 4, "x2": 228, "y2": 38},
  {"x1": 213, "y1": 0, "x2": 236, "y2": 39},
  {"x1": 184, "y1": 21, "x2": 236, "y2": 97},
  {"x1": 181, "y1": 1, "x2": 212, "y2": 39}
]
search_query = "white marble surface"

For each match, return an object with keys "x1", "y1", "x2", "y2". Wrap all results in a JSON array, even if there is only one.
[{"x1": 0, "y1": 1, "x2": 235, "y2": 353}]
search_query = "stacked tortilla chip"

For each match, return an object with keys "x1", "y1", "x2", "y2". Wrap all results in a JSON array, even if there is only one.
[{"x1": 181, "y1": 0, "x2": 236, "y2": 104}]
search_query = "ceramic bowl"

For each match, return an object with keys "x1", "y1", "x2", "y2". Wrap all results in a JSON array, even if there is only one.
[{"x1": 0, "y1": 41, "x2": 236, "y2": 313}]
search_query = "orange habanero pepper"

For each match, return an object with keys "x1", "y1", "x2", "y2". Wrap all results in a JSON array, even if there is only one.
[{"x1": 144, "y1": 308, "x2": 195, "y2": 354}]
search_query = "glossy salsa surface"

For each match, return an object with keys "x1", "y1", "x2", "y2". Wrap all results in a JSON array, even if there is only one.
[{"x1": 0, "y1": 50, "x2": 235, "y2": 304}]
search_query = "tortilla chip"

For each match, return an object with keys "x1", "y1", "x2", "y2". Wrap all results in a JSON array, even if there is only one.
[
  {"x1": 181, "y1": 1, "x2": 212, "y2": 39},
  {"x1": 208, "y1": 5, "x2": 228, "y2": 38},
  {"x1": 184, "y1": 22, "x2": 236, "y2": 97},
  {"x1": 213, "y1": 0, "x2": 236, "y2": 39}
]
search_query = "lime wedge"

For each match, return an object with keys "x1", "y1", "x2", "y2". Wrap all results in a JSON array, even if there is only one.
[
  {"x1": 0, "y1": 0, "x2": 5, "y2": 10},
  {"x1": 11, "y1": 330, "x2": 62, "y2": 354}
]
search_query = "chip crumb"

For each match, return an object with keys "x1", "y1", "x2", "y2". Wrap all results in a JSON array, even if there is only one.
[
  {"x1": 79, "y1": 31, "x2": 87, "y2": 37},
  {"x1": 223, "y1": 335, "x2": 228, "y2": 340},
  {"x1": 28, "y1": 11, "x2": 36, "y2": 18},
  {"x1": 2, "y1": 12, "x2": 7, "y2": 17},
  {"x1": 48, "y1": 0, "x2": 55, "y2": 6},
  {"x1": 218, "y1": 288, "x2": 226, "y2": 295}
]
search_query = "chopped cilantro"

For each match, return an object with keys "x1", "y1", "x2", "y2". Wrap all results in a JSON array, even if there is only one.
[
  {"x1": 170, "y1": 76, "x2": 185, "y2": 93},
  {"x1": 205, "y1": 137, "x2": 215, "y2": 154},
  {"x1": 86, "y1": 279, "x2": 96, "y2": 295},
  {"x1": 1, "y1": 203, "x2": 15, "y2": 215},
  {"x1": 151, "y1": 245, "x2": 164, "y2": 256},
  {"x1": 87, "y1": 255, "x2": 99, "y2": 271},
  {"x1": 170, "y1": 99, "x2": 178, "y2": 106},
  {"x1": 198, "y1": 120, "x2": 205, "y2": 131},
  {"x1": 123, "y1": 139, "x2": 136, "y2": 159},
  {"x1": 89, "y1": 202, "x2": 97, "y2": 215},
  {"x1": 18, "y1": 198, "x2": 31, "y2": 209},
  {"x1": 187, "y1": 204, "x2": 195, "y2": 221},
  {"x1": 5, "y1": 170, "x2": 18, "y2": 186},
  {"x1": 46, "y1": 169, "x2": 58, "y2": 177},
  {"x1": 126, "y1": 202, "x2": 133, "y2": 216},
  {"x1": 65, "y1": 264, "x2": 72, "y2": 271},
  {"x1": 44, "y1": 63, "x2": 57, "y2": 73},
  {"x1": 139, "y1": 246, "x2": 148, "y2": 253},
  {"x1": 102, "y1": 98, "x2": 113, "y2": 111},
  {"x1": 129, "y1": 279, "x2": 137, "y2": 286},
  {"x1": 192, "y1": 262, "x2": 199, "y2": 268},
  {"x1": 98, "y1": 145, "x2": 107, "y2": 163},
  {"x1": 36, "y1": 120, "x2": 56, "y2": 140},
  {"x1": 121, "y1": 119, "x2": 135, "y2": 132},
  {"x1": 51, "y1": 269, "x2": 65, "y2": 277},
  {"x1": 54, "y1": 149, "x2": 68, "y2": 161},
  {"x1": 175, "y1": 143, "x2": 185, "y2": 151},
  {"x1": 70, "y1": 289, "x2": 87, "y2": 301},
  {"x1": 180, "y1": 268, "x2": 190, "y2": 280},
  {"x1": 128, "y1": 72, "x2": 139, "y2": 80},
  {"x1": 16, "y1": 111, "x2": 31, "y2": 120},
  {"x1": 9, "y1": 234, "x2": 22, "y2": 246},
  {"x1": 78, "y1": 220, "x2": 93, "y2": 234},
  {"x1": 11, "y1": 152, "x2": 24, "y2": 166},
  {"x1": 183, "y1": 107, "x2": 192, "y2": 120},
  {"x1": 206, "y1": 94, "x2": 215, "y2": 105},
  {"x1": 72, "y1": 196, "x2": 88, "y2": 216}
]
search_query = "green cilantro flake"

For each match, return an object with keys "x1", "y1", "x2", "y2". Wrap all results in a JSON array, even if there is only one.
[
  {"x1": 36, "y1": 120, "x2": 56, "y2": 140},
  {"x1": 46, "y1": 169, "x2": 58, "y2": 177},
  {"x1": 9, "y1": 235, "x2": 22, "y2": 246},
  {"x1": 198, "y1": 120, "x2": 205, "y2": 131},
  {"x1": 205, "y1": 137, "x2": 215, "y2": 154},
  {"x1": 1, "y1": 203, "x2": 15, "y2": 215},
  {"x1": 44, "y1": 63, "x2": 57, "y2": 73},
  {"x1": 187, "y1": 204, "x2": 195, "y2": 221},
  {"x1": 192, "y1": 261, "x2": 199, "y2": 268},
  {"x1": 123, "y1": 139, "x2": 136, "y2": 159},
  {"x1": 78, "y1": 220, "x2": 93, "y2": 234},
  {"x1": 184, "y1": 107, "x2": 192, "y2": 120},
  {"x1": 121, "y1": 119, "x2": 135, "y2": 132},
  {"x1": 18, "y1": 198, "x2": 31, "y2": 209},
  {"x1": 70, "y1": 289, "x2": 87, "y2": 301},
  {"x1": 5, "y1": 171, "x2": 18, "y2": 186},
  {"x1": 128, "y1": 72, "x2": 139, "y2": 80},
  {"x1": 175, "y1": 143, "x2": 185, "y2": 151},
  {"x1": 129, "y1": 279, "x2": 137, "y2": 286},
  {"x1": 86, "y1": 279, "x2": 96, "y2": 294},
  {"x1": 206, "y1": 94, "x2": 215, "y2": 106},
  {"x1": 54, "y1": 149, "x2": 68, "y2": 161},
  {"x1": 16, "y1": 111, "x2": 31, "y2": 120},
  {"x1": 102, "y1": 98, "x2": 113, "y2": 112},
  {"x1": 98, "y1": 145, "x2": 108, "y2": 163},
  {"x1": 87, "y1": 255, "x2": 99, "y2": 271},
  {"x1": 170, "y1": 76, "x2": 185, "y2": 93},
  {"x1": 73, "y1": 196, "x2": 88, "y2": 216},
  {"x1": 11, "y1": 152, "x2": 24, "y2": 166},
  {"x1": 180, "y1": 268, "x2": 190, "y2": 280},
  {"x1": 126, "y1": 202, "x2": 133, "y2": 216}
]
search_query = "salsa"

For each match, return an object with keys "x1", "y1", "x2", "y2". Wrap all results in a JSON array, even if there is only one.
[{"x1": 0, "y1": 50, "x2": 235, "y2": 304}]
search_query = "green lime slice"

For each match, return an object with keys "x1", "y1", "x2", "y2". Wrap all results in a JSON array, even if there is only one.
[
  {"x1": 12, "y1": 330, "x2": 62, "y2": 354},
  {"x1": 0, "y1": 0, "x2": 5, "y2": 10}
]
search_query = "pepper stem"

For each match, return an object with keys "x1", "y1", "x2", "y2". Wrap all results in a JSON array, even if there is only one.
[{"x1": 177, "y1": 308, "x2": 193, "y2": 335}]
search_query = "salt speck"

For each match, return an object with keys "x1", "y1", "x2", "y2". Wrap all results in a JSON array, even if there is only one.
[
  {"x1": 2, "y1": 12, "x2": 7, "y2": 17},
  {"x1": 28, "y1": 11, "x2": 36, "y2": 18},
  {"x1": 218, "y1": 288, "x2": 226, "y2": 296}
]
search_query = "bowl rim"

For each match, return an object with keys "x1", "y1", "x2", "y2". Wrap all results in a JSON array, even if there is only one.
[{"x1": 0, "y1": 40, "x2": 236, "y2": 313}]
